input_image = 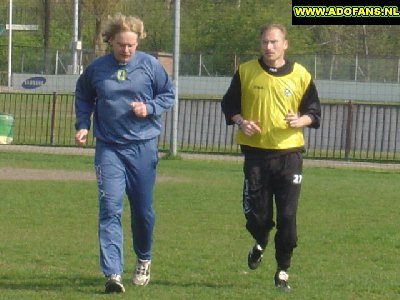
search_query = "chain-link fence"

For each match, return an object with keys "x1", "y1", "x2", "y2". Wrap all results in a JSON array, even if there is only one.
[{"x1": 1, "y1": 43, "x2": 400, "y2": 83}]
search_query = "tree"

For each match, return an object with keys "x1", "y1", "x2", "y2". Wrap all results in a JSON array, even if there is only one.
[
  {"x1": 1, "y1": 0, "x2": 400, "y2": 76},
  {"x1": 80, "y1": 0, "x2": 122, "y2": 57},
  {"x1": 42, "y1": 0, "x2": 50, "y2": 73},
  {"x1": 119, "y1": 0, "x2": 173, "y2": 53}
]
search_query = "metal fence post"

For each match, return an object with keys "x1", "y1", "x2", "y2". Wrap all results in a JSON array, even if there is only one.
[
  {"x1": 344, "y1": 100, "x2": 353, "y2": 161},
  {"x1": 170, "y1": 0, "x2": 180, "y2": 157},
  {"x1": 50, "y1": 92, "x2": 57, "y2": 145},
  {"x1": 314, "y1": 54, "x2": 317, "y2": 79},
  {"x1": 354, "y1": 55, "x2": 358, "y2": 81}
]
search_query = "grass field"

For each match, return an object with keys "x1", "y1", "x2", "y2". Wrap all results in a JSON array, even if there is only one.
[{"x1": 0, "y1": 151, "x2": 399, "y2": 299}]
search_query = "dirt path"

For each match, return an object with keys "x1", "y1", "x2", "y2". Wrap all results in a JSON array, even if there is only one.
[
  {"x1": 0, "y1": 166, "x2": 191, "y2": 182},
  {"x1": 0, "y1": 145, "x2": 399, "y2": 181},
  {"x1": 0, "y1": 167, "x2": 95, "y2": 181}
]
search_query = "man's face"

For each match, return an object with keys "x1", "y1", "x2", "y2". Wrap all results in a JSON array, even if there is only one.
[
  {"x1": 110, "y1": 31, "x2": 138, "y2": 64},
  {"x1": 260, "y1": 28, "x2": 288, "y2": 67}
]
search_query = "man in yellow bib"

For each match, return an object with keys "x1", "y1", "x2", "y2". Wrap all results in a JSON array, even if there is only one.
[{"x1": 221, "y1": 23, "x2": 321, "y2": 292}]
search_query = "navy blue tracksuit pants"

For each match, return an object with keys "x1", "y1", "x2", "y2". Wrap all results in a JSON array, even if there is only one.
[{"x1": 94, "y1": 138, "x2": 158, "y2": 277}]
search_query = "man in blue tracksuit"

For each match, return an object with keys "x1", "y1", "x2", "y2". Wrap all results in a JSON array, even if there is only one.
[{"x1": 74, "y1": 13, "x2": 174, "y2": 293}]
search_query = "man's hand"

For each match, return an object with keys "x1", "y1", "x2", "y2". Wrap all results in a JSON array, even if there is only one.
[
  {"x1": 75, "y1": 129, "x2": 88, "y2": 145},
  {"x1": 130, "y1": 101, "x2": 148, "y2": 118},
  {"x1": 240, "y1": 120, "x2": 262, "y2": 136},
  {"x1": 285, "y1": 110, "x2": 312, "y2": 128}
]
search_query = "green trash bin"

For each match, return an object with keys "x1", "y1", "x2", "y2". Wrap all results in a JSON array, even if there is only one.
[{"x1": 0, "y1": 113, "x2": 14, "y2": 144}]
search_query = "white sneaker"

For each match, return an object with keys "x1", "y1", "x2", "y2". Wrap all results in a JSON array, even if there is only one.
[
  {"x1": 105, "y1": 274, "x2": 125, "y2": 293},
  {"x1": 132, "y1": 259, "x2": 151, "y2": 286},
  {"x1": 274, "y1": 270, "x2": 291, "y2": 292}
]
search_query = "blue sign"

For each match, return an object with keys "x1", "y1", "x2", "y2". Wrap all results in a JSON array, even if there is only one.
[{"x1": 21, "y1": 76, "x2": 47, "y2": 89}]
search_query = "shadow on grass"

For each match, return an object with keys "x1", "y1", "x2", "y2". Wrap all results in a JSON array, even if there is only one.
[
  {"x1": 0, "y1": 275, "x2": 234, "y2": 295},
  {"x1": 0, "y1": 274, "x2": 105, "y2": 295},
  {"x1": 151, "y1": 279, "x2": 234, "y2": 289}
]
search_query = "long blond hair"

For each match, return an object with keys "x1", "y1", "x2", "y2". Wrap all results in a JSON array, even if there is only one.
[{"x1": 102, "y1": 13, "x2": 147, "y2": 43}]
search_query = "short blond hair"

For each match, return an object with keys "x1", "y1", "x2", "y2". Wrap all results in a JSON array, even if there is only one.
[
  {"x1": 102, "y1": 13, "x2": 147, "y2": 43},
  {"x1": 259, "y1": 23, "x2": 287, "y2": 39}
]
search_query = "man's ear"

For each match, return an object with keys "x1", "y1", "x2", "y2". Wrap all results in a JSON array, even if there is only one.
[{"x1": 284, "y1": 39, "x2": 288, "y2": 50}]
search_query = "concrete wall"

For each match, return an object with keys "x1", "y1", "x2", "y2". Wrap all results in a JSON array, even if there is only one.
[{"x1": 10, "y1": 74, "x2": 400, "y2": 102}]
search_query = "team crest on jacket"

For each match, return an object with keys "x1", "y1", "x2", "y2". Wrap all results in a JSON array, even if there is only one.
[
  {"x1": 284, "y1": 88, "x2": 292, "y2": 97},
  {"x1": 116, "y1": 69, "x2": 127, "y2": 81}
]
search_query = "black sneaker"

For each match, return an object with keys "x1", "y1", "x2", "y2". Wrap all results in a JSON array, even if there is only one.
[
  {"x1": 274, "y1": 270, "x2": 291, "y2": 292},
  {"x1": 247, "y1": 244, "x2": 264, "y2": 270},
  {"x1": 105, "y1": 274, "x2": 125, "y2": 293}
]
